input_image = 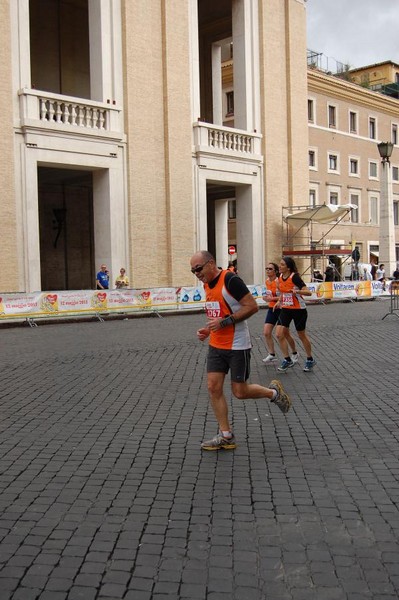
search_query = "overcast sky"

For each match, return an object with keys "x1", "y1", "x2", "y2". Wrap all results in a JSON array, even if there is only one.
[{"x1": 306, "y1": 0, "x2": 399, "y2": 70}]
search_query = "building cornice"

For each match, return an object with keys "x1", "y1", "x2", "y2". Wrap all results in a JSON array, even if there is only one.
[
  {"x1": 307, "y1": 69, "x2": 399, "y2": 117},
  {"x1": 349, "y1": 60, "x2": 399, "y2": 73}
]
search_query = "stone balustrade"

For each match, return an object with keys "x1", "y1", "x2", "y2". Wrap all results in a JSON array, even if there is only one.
[
  {"x1": 18, "y1": 88, "x2": 122, "y2": 137},
  {"x1": 193, "y1": 122, "x2": 262, "y2": 158}
]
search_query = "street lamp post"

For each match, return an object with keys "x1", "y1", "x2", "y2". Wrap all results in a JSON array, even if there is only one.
[{"x1": 377, "y1": 141, "x2": 397, "y2": 278}]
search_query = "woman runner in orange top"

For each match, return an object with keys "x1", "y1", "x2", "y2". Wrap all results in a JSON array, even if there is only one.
[
  {"x1": 262, "y1": 262, "x2": 298, "y2": 365},
  {"x1": 274, "y1": 256, "x2": 316, "y2": 372}
]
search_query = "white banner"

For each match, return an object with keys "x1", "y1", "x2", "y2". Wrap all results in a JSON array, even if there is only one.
[
  {"x1": 177, "y1": 287, "x2": 206, "y2": 309},
  {"x1": 0, "y1": 281, "x2": 386, "y2": 321}
]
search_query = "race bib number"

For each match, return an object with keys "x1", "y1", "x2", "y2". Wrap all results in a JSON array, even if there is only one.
[
  {"x1": 282, "y1": 293, "x2": 294, "y2": 307},
  {"x1": 205, "y1": 301, "x2": 221, "y2": 318}
]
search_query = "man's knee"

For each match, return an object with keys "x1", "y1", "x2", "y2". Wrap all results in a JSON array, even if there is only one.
[
  {"x1": 207, "y1": 374, "x2": 225, "y2": 396},
  {"x1": 232, "y1": 383, "x2": 249, "y2": 399}
]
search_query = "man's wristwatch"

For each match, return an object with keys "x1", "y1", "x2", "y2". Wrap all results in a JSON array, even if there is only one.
[{"x1": 219, "y1": 315, "x2": 235, "y2": 328}]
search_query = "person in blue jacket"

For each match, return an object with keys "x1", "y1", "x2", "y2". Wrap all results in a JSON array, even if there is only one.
[{"x1": 96, "y1": 264, "x2": 109, "y2": 290}]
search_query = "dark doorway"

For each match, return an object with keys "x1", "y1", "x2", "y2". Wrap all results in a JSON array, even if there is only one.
[
  {"x1": 29, "y1": 0, "x2": 90, "y2": 98},
  {"x1": 198, "y1": 0, "x2": 232, "y2": 123},
  {"x1": 38, "y1": 167, "x2": 94, "y2": 291},
  {"x1": 206, "y1": 182, "x2": 235, "y2": 257}
]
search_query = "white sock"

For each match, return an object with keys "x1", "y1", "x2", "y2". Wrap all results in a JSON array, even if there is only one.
[
  {"x1": 222, "y1": 430, "x2": 233, "y2": 438},
  {"x1": 271, "y1": 390, "x2": 277, "y2": 400}
]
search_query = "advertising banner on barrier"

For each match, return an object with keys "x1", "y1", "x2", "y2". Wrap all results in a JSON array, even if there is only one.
[
  {"x1": 150, "y1": 288, "x2": 179, "y2": 310},
  {"x1": 248, "y1": 285, "x2": 267, "y2": 304},
  {"x1": 0, "y1": 290, "x2": 175, "y2": 319},
  {"x1": 106, "y1": 289, "x2": 151, "y2": 311},
  {"x1": 0, "y1": 293, "x2": 42, "y2": 316},
  {"x1": 177, "y1": 287, "x2": 205, "y2": 309},
  {"x1": 306, "y1": 280, "x2": 383, "y2": 302},
  {"x1": 0, "y1": 280, "x2": 385, "y2": 321},
  {"x1": 58, "y1": 291, "x2": 94, "y2": 312}
]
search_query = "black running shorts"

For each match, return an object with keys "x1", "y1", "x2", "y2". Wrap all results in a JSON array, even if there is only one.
[
  {"x1": 264, "y1": 307, "x2": 280, "y2": 325},
  {"x1": 278, "y1": 308, "x2": 308, "y2": 331},
  {"x1": 207, "y1": 346, "x2": 251, "y2": 382}
]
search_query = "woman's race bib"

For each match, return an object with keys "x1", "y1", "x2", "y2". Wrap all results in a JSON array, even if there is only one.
[
  {"x1": 205, "y1": 301, "x2": 221, "y2": 318},
  {"x1": 281, "y1": 293, "x2": 294, "y2": 307}
]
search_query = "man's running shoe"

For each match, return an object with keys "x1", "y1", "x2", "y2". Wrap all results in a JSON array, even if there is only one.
[
  {"x1": 277, "y1": 358, "x2": 294, "y2": 372},
  {"x1": 262, "y1": 354, "x2": 277, "y2": 363},
  {"x1": 201, "y1": 433, "x2": 236, "y2": 451},
  {"x1": 269, "y1": 380, "x2": 291, "y2": 414},
  {"x1": 303, "y1": 358, "x2": 316, "y2": 372},
  {"x1": 291, "y1": 353, "x2": 299, "y2": 364}
]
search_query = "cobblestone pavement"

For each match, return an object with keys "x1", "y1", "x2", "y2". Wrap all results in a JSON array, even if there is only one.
[{"x1": 0, "y1": 298, "x2": 399, "y2": 600}]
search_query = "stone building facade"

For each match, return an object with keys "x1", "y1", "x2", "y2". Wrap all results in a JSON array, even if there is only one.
[
  {"x1": 0, "y1": 0, "x2": 308, "y2": 292},
  {"x1": 307, "y1": 66, "x2": 399, "y2": 275}
]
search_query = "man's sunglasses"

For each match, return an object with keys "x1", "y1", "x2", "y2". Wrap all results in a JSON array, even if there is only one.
[{"x1": 191, "y1": 260, "x2": 210, "y2": 274}]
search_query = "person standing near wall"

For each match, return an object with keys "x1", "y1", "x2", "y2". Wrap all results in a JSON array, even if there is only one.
[
  {"x1": 362, "y1": 267, "x2": 372, "y2": 281},
  {"x1": 275, "y1": 257, "x2": 315, "y2": 373},
  {"x1": 324, "y1": 266, "x2": 334, "y2": 282},
  {"x1": 96, "y1": 264, "x2": 109, "y2": 290},
  {"x1": 370, "y1": 260, "x2": 378, "y2": 281},
  {"x1": 190, "y1": 250, "x2": 291, "y2": 451},
  {"x1": 227, "y1": 262, "x2": 237, "y2": 273},
  {"x1": 262, "y1": 262, "x2": 299, "y2": 364},
  {"x1": 376, "y1": 263, "x2": 386, "y2": 290},
  {"x1": 313, "y1": 270, "x2": 323, "y2": 282},
  {"x1": 115, "y1": 268, "x2": 129, "y2": 289}
]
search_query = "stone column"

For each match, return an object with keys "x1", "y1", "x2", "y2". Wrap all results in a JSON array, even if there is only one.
[
  {"x1": 232, "y1": 0, "x2": 253, "y2": 131},
  {"x1": 10, "y1": 0, "x2": 31, "y2": 105},
  {"x1": 196, "y1": 171, "x2": 208, "y2": 251},
  {"x1": 89, "y1": 0, "x2": 123, "y2": 106},
  {"x1": 236, "y1": 175, "x2": 263, "y2": 284},
  {"x1": 215, "y1": 200, "x2": 229, "y2": 268},
  {"x1": 188, "y1": 0, "x2": 201, "y2": 122},
  {"x1": 379, "y1": 160, "x2": 397, "y2": 276},
  {"x1": 92, "y1": 165, "x2": 127, "y2": 286},
  {"x1": 212, "y1": 44, "x2": 223, "y2": 125},
  {"x1": 24, "y1": 155, "x2": 41, "y2": 291}
]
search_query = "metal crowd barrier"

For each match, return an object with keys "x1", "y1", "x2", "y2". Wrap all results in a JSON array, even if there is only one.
[
  {"x1": 382, "y1": 281, "x2": 399, "y2": 320},
  {"x1": 0, "y1": 282, "x2": 388, "y2": 327}
]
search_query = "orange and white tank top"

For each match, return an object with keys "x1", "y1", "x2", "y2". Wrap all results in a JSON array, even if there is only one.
[
  {"x1": 278, "y1": 273, "x2": 306, "y2": 309},
  {"x1": 265, "y1": 278, "x2": 279, "y2": 308},
  {"x1": 204, "y1": 271, "x2": 251, "y2": 350}
]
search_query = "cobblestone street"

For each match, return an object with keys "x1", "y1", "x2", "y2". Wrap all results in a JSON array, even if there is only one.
[{"x1": 0, "y1": 299, "x2": 398, "y2": 600}]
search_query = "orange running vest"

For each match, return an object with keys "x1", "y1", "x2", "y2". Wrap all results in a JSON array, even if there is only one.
[
  {"x1": 265, "y1": 278, "x2": 279, "y2": 308},
  {"x1": 204, "y1": 270, "x2": 251, "y2": 350},
  {"x1": 278, "y1": 273, "x2": 306, "y2": 309}
]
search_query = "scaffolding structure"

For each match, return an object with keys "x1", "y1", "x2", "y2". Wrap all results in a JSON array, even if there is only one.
[{"x1": 282, "y1": 204, "x2": 354, "y2": 281}]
